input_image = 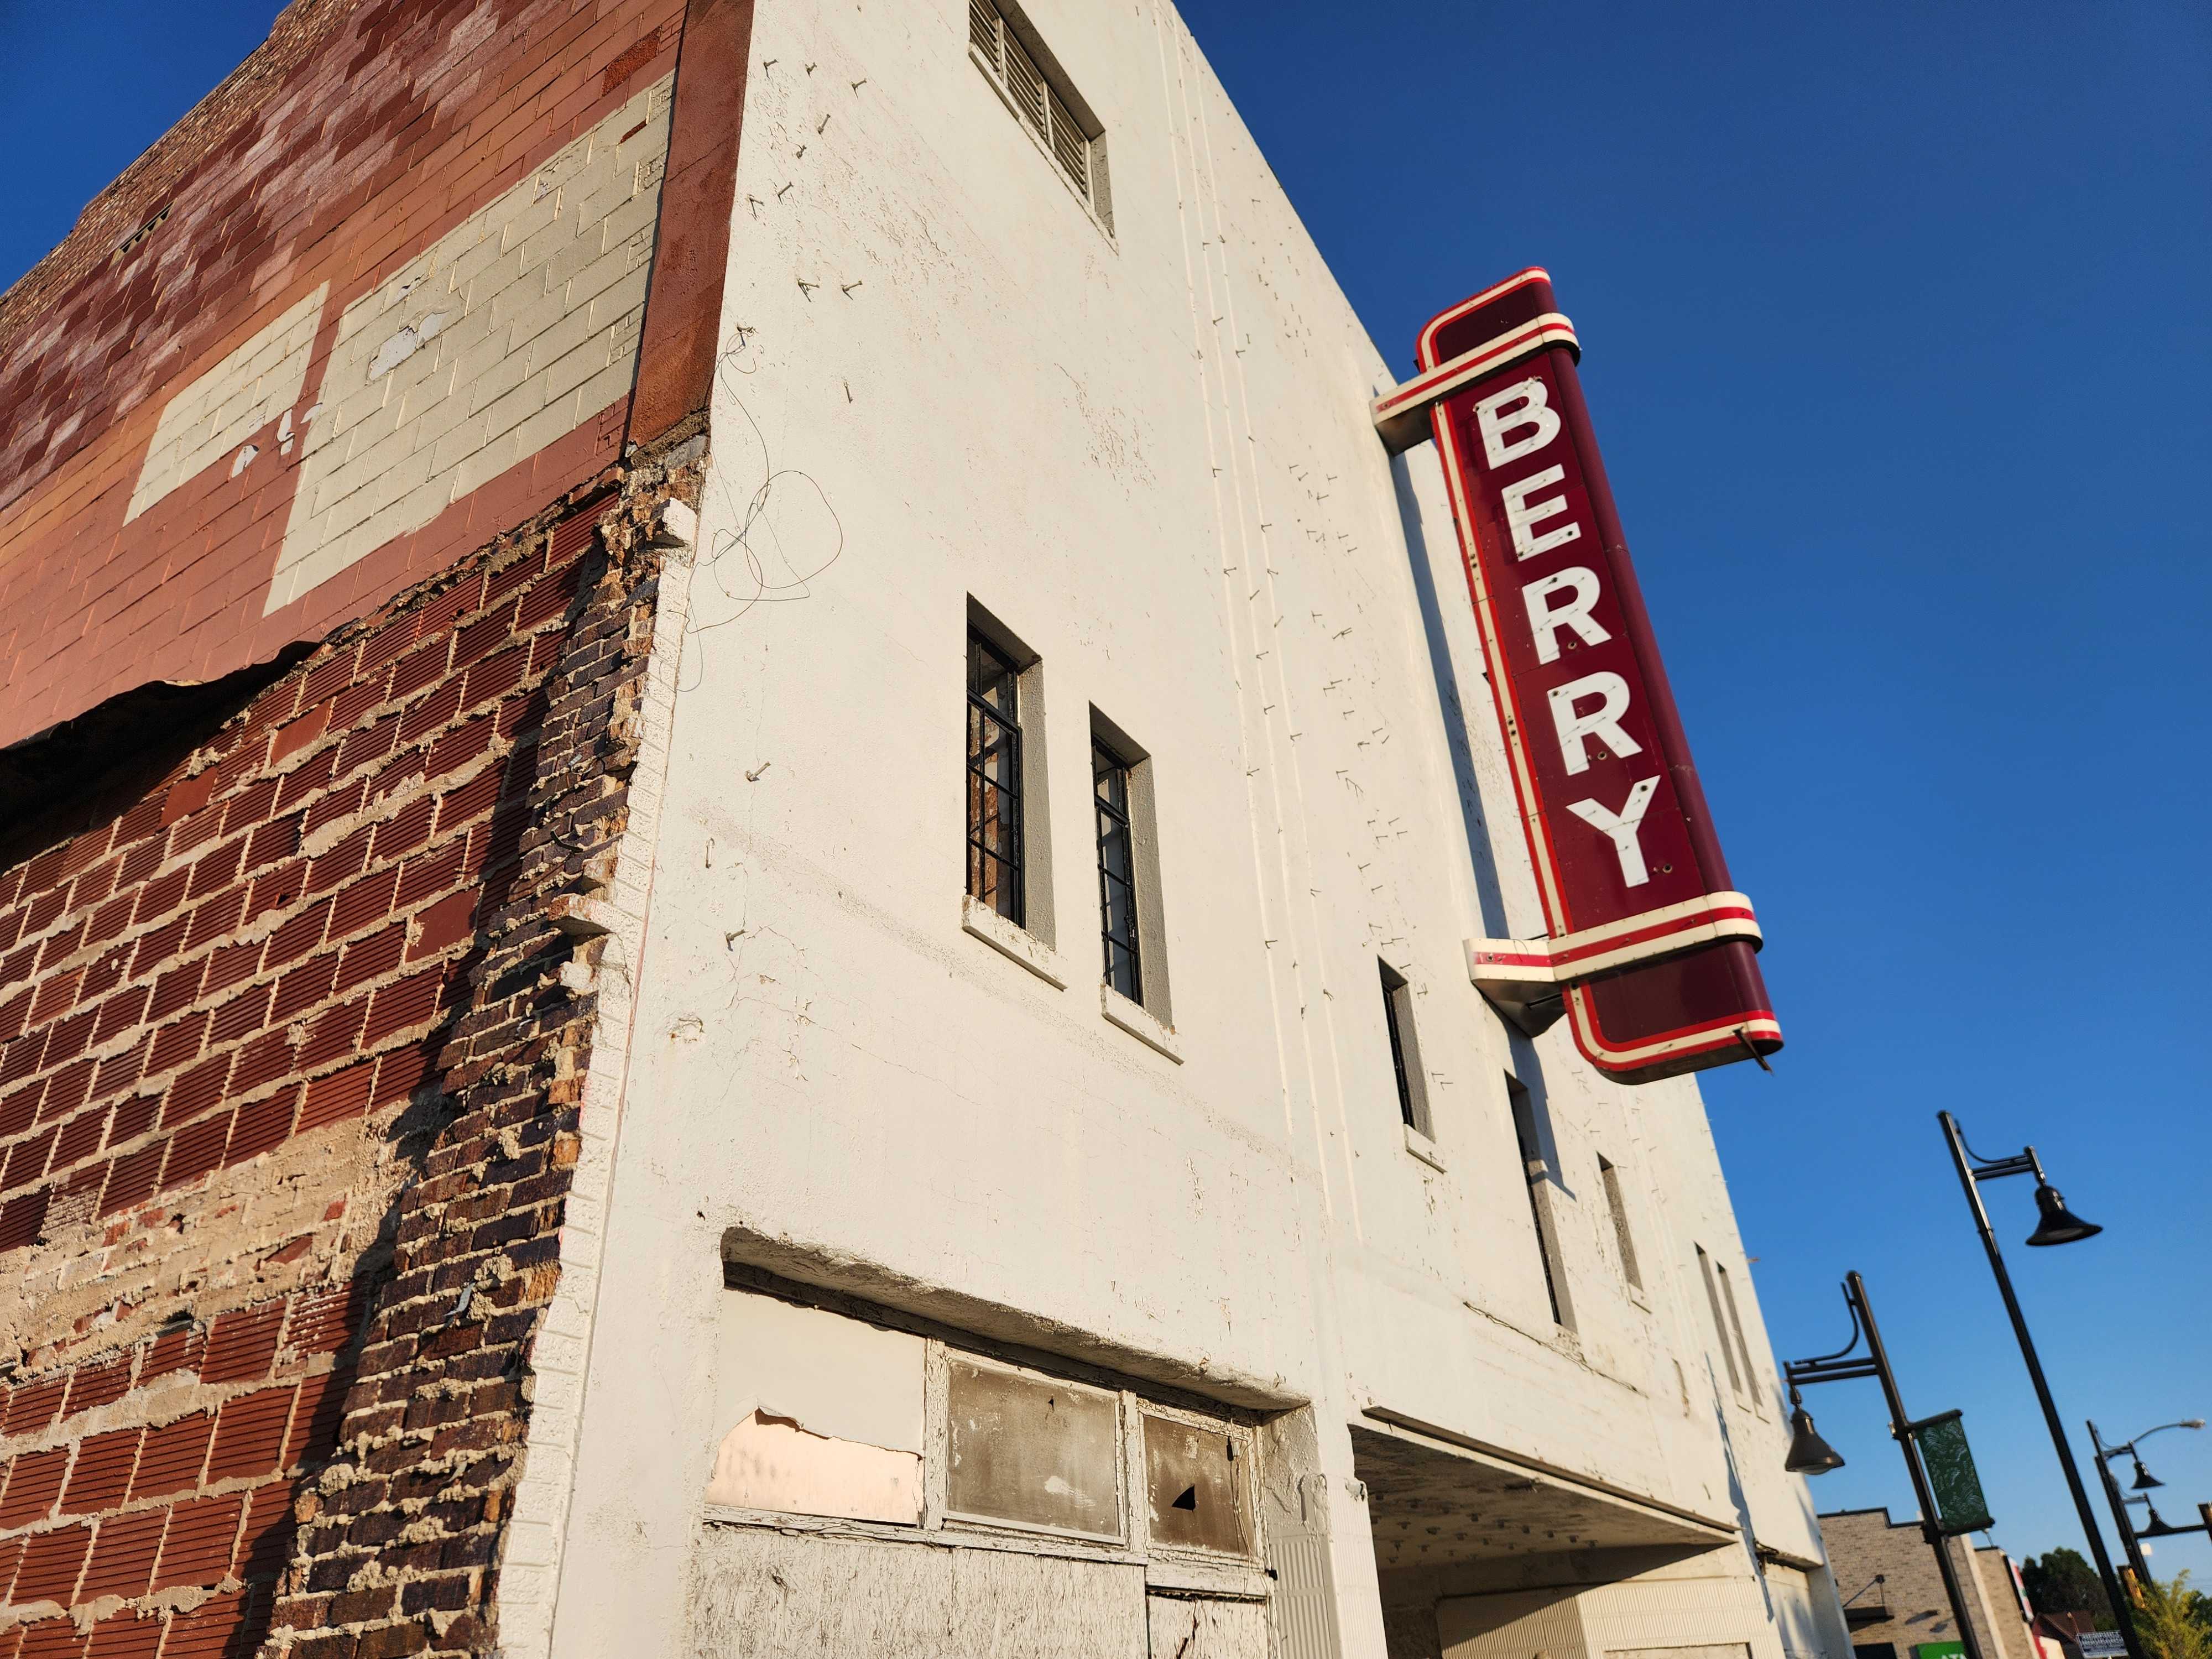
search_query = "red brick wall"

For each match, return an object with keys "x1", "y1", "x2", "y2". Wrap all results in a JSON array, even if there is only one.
[
  {"x1": 0, "y1": 0, "x2": 695, "y2": 750},
  {"x1": 0, "y1": 450, "x2": 695, "y2": 1657}
]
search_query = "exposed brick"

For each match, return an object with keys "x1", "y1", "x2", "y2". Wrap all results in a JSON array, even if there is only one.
[
  {"x1": 12, "y1": 1522, "x2": 93, "y2": 1606},
  {"x1": 0, "y1": 1444, "x2": 70, "y2": 1526},
  {"x1": 185, "y1": 838, "x2": 246, "y2": 901},
  {"x1": 181, "y1": 889, "x2": 247, "y2": 954},
  {"x1": 84, "y1": 1611, "x2": 165, "y2": 1659},
  {"x1": 236, "y1": 1480, "x2": 296, "y2": 1581},
  {"x1": 92, "y1": 985, "x2": 152, "y2": 1046},
  {"x1": 161, "y1": 1111, "x2": 233, "y2": 1190},
  {"x1": 41, "y1": 1059, "x2": 96, "y2": 1121},
  {"x1": 140, "y1": 1327, "x2": 204, "y2": 1386},
  {"x1": 131, "y1": 1413, "x2": 213, "y2": 1500},
  {"x1": 262, "y1": 898, "x2": 334, "y2": 972},
  {"x1": 307, "y1": 824, "x2": 374, "y2": 898},
  {"x1": 394, "y1": 842, "x2": 467, "y2": 912},
  {"x1": 134, "y1": 867, "x2": 190, "y2": 927},
  {"x1": 207, "y1": 1386, "x2": 296, "y2": 1482},
  {"x1": 286, "y1": 1287, "x2": 366, "y2": 1360},
  {"x1": 4, "y1": 1126, "x2": 56, "y2": 1191},
  {"x1": 221, "y1": 777, "x2": 281, "y2": 839},
  {"x1": 61, "y1": 1354, "x2": 133, "y2": 1418},
  {"x1": 151, "y1": 1490, "x2": 243, "y2": 1589},
  {"x1": 202, "y1": 1305, "x2": 285, "y2": 1385},
  {"x1": 79, "y1": 1504, "x2": 170, "y2": 1601},
  {"x1": 18, "y1": 1615, "x2": 91, "y2": 1658},
  {"x1": 127, "y1": 917, "x2": 190, "y2": 984},
  {"x1": 330, "y1": 868, "x2": 401, "y2": 944},
  {"x1": 31, "y1": 967, "x2": 84, "y2": 1025},
  {"x1": 163, "y1": 1055, "x2": 233, "y2": 1130},
  {"x1": 161, "y1": 773, "x2": 217, "y2": 828},
  {"x1": 227, "y1": 1029, "x2": 299, "y2": 1098},
  {"x1": 273, "y1": 700, "x2": 335, "y2": 764},
  {"x1": 271, "y1": 954, "x2": 340, "y2": 1025},
  {"x1": 0, "y1": 1185, "x2": 51, "y2": 1251},
  {"x1": 223, "y1": 1086, "x2": 299, "y2": 1166},
  {"x1": 99, "y1": 1142, "x2": 165, "y2": 1218},
  {"x1": 60, "y1": 1427, "x2": 142, "y2": 1514},
  {"x1": 53, "y1": 1108, "x2": 107, "y2": 1173},
  {"x1": 105, "y1": 1092, "x2": 159, "y2": 1150}
]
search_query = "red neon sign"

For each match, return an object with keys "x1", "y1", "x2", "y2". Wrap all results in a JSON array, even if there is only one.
[{"x1": 1375, "y1": 269, "x2": 1781, "y2": 1083}]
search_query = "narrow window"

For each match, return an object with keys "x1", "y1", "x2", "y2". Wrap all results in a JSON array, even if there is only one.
[
  {"x1": 1094, "y1": 738, "x2": 1141, "y2": 1001},
  {"x1": 1507, "y1": 1076, "x2": 1571, "y2": 1329},
  {"x1": 967, "y1": 632, "x2": 1022, "y2": 924},
  {"x1": 1714, "y1": 1260, "x2": 1762, "y2": 1413},
  {"x1": 1598, "y1": 1156, "x2": 1642, "y2": 1290},
  {"x1": 1379, "y1": 962, "x2": 1429, "y2": 1135},
  {"x1": 1697, "y1": 1246, "x2": 1745, "y2": 1397}
]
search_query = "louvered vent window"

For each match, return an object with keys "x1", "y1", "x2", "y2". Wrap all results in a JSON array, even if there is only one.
[{"x1": 968, "y1": 0, "x2": 1113, "y2": 233}]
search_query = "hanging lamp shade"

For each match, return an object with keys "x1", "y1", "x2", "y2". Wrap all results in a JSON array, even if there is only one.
[
  {"x1": 2131, "y1": 1456, "x2": 2163, "y2": 1491},
  {"x1": 2024, "y1": 1182, "x2": 2101, "y2": 1248},
  {"x1": 1785, "y1": 1403, "x2": 1846, "y2": 1475}
]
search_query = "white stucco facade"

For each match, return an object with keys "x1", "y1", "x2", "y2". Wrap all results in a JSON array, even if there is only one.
[{"x1": 534, "y1": 2, "x2": 1854, "y2": 1655}]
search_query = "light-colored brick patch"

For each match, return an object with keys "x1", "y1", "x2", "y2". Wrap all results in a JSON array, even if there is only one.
[
  {"x1": 266, "y1": 73, "x2": 675, "y2": 616},
  {"x1": 123, "y1": 285, "x2": 327, "y2": 525}
]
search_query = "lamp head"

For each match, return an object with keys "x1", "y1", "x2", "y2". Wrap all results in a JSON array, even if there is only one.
[
  {"x1": 2131, "y1": 1457, "x2": 2163, "y2": 1491},
  {"x1": 2024, "y1": 1181, "x2": 2101, "y2": 1247},
  {"x1": 1785, "y1": 1401, "x2": 1846, "y2": 1475},
  {"x1": 2140, "y1": 1501, "x2": 2189, "y2": 1538}
]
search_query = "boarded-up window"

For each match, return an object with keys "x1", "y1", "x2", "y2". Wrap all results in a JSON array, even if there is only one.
[
  {"x1": 1142, "y1": 1413, "x2": 1250, "y2": 1556},
  {"x1": 706, "y1": 1290, "x2": 926, "y2": 1525},
  {"x1": 947, "y1": 1358, "x2": 1123, "y2": 1541}
]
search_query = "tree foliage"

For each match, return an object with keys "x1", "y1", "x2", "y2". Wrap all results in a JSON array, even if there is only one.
[
  {"x1": 2023, "y1": 1547, "x2": 2111, "y2": 1616},
  {"x1": 2135, "y1": 1571, "x2": 2212, "y2": 1659}
]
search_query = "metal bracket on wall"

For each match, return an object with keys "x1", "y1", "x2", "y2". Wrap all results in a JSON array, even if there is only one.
[{"x1": 1465, "y1": 891, "x2": 1765, "y2": 1037}]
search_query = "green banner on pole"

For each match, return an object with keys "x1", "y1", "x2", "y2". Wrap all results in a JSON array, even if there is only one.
[{"x1": 1910, "y1": 1410, "x2": 1994, "y2": 1536}]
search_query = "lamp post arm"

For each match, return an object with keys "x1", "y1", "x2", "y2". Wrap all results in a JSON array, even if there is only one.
[
  {"x1": 2089, "y1": 1419, "x2": 2151, "y2": 1585},
  {"x1": 1847, "y1": 1271, "x2": 1987, "y2": 1659},
  {"x1": 1940, "y1": 1113, "x2": 2140, "y2": 1659}
]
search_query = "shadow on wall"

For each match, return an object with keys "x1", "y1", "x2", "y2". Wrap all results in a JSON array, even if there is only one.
[{"x1": 1390, "y1": 450, "x2": 1510, "y2": 942}]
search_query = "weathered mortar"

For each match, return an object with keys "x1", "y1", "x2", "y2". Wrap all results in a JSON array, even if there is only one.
[{"x1": 0, "y1": 447, "x2": 702, "y2": 1658}]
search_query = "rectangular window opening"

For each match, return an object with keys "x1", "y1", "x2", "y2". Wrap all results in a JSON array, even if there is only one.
[
  {"x1": 1697, "y1": 1245, "x2": 1746, "y2": 1399},
  {"x1": 1507, "y1": 1076, "x2": 1571, "y2": 1331},
  {"x1": 1380, "y1": 961, "x2": 1430, "y2": 1136},
  {"x1": 967, "y1": 0, "x2": 1113, "y2": 233},
  {"x1": 966, "y1": 629, "x2": 1024, "y2": 927},
  {"x1": 1714, "y1": 1259, "x2": 1764, "y2": 1415},
  {"x1": 1598, "y1": 1156, "x2": 1642, "y2": 1291},
  {"x1": 1094, "y1": 736, "x2": 1141, "y2": 1004}
]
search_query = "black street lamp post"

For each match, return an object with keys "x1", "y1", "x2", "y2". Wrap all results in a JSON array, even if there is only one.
[
  {"x1": 2090, "y1": 1419, "x2": 2206, "y2": 1589},
  {"x1": 1783, "y1": 1271, "x2": 1986, "y2": 1659},
  {"x1": 1938, "y1": 1112, "x2": 2139, "y2": 1658}
]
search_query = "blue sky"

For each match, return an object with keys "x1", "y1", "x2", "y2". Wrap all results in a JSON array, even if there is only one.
[{"x1": 5, "y1": 0, "x2": 2208, "y2": 1579}]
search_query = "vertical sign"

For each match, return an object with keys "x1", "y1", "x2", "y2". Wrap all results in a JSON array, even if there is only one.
[{"x1": 1374, "y1": 269, "x2": 1780, "y2": 1083}]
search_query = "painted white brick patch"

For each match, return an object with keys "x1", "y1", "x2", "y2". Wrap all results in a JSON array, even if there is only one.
[
  {"x1": 124, "y1": 283, "x2": 327, "y2": 523},
  {"x1": 264, "y1": 74, "x2": 675, "y2": 614}
]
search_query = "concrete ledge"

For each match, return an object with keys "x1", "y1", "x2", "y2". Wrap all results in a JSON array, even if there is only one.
[
  {"x1": 962, "y1": 893, "x2": 1066, "y2": 989},
  {"x1": 1100, "y1": 983, "x2": 1180, "y2": 1062},
  {"x1": 1402, "y1": 1123, "x2": 1446, "y2": 1172}
]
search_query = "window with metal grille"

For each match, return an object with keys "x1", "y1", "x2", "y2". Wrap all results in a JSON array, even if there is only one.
[
  {"x1": 967, "y1": 632, "x2": 1023, "y2": 925},
  {"x1": 1094, "y1": 738, "x2": 1141, "y2": 1001},
  {"x1": 967, "y1": 0, "x2": 1113, "y2": 233},
  {"x1": 1508, "y1": 1076, "x2": 1571, "y2": 1330},
  {"x1": 1379, "y1": 962, "x2": 1429, "y2": 1135},
  {"x1": 1598, "y1": 1156, "x2": 1642, "y2": 1291}
]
